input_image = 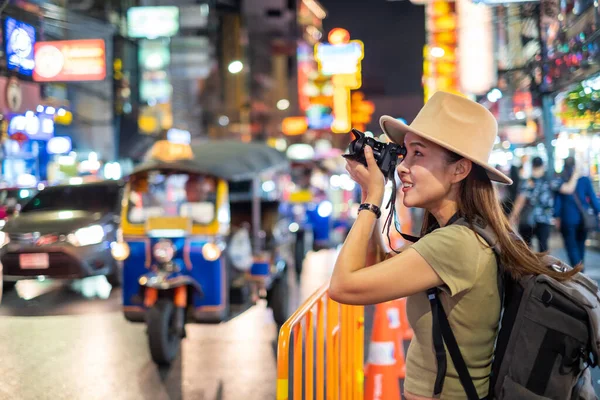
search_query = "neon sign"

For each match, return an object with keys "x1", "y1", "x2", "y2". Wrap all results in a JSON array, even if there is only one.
[
  {"x1": 315, "y1": 41, "x2": 363, "y2": 76},
  {"x1": 127, "y1": 7, "x2": 179, "y2": 39},
  {"x1": 5, "y1": 17, "x2": 36, "y2": 76},
  {"x1": 314, "y1": 28, "x2": 365, "y2": 133},
  {"x1": 33, "y1": 39, "x2": 106, "y2": 82},
  {"x1": 8, "y1": 112, "x2": 54, "y2": 141}
]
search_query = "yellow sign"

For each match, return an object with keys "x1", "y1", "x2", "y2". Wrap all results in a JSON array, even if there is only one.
[
  {"x1": 149, "y1": 140, "x2": 193, "y2": 161},
  {"x1": 314, "y1": 28, "x2": 364, "y2": 134}
]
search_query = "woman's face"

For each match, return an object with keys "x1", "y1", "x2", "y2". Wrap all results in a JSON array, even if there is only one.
[{"x1": 396, "y1": 132, "x2": 460, "y2": 209}]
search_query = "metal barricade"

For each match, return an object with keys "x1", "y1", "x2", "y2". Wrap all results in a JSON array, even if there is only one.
[{"x1": 277, "y1": 282, "x2": 364, "y2": 400}]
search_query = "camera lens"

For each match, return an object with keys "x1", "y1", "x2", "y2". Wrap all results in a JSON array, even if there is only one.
[{"x1": 352, "y1": 139, "x2": 364, "y2": 153}]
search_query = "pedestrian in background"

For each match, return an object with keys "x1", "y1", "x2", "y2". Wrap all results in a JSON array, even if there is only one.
[
  {"x1": 553, "y1": 156, "x2": 600, "y2": 268},
  {"x1": 501, "y1": 163, "x2": 523, "y2": 215},
  {"x1": 509, "y1": 156, "x2": 554, "y2": 252}
]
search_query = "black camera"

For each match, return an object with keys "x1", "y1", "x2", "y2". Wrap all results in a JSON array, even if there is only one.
[{"x1": 342, "y1": 129, "x2": 406, "y2": 178}]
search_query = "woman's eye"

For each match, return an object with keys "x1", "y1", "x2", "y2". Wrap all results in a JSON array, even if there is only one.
[{"x1": 414, "y1": 151, "x2": 423, "y2": 156}]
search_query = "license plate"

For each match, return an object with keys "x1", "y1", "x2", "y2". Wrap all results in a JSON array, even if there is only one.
[{"x1": 19, "y1": 253, "x2": 49, "y2": 269}]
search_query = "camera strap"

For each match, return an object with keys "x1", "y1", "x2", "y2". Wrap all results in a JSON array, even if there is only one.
[{"x1": 382, "y1": 150, "x2": 403, "y2": 253}]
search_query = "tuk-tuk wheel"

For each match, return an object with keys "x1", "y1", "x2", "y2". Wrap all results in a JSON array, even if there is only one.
[
  {"x1": 2, "y1": 281, "x2": 16, "y2": 291},
  {"x1": 267, "y1": 269, "x2": 290, "y2": 327},
  {"x1": 106, "y1": 263, "x2": 122, "y2": 288},
  {"x1": 147, "y1": 299, "x2": 184, "y2": 365}
]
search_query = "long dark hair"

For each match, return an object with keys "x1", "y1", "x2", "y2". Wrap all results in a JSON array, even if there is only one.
[
  {"x1": 561, "y1": 156, "x2": 576, "y2": 182},
  {"x1": 420, "y1": 151, "x2": 578, "y2": 281}
]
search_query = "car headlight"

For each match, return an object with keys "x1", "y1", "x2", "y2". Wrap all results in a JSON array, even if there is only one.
[
  {"x1": 202, "y1": 242, "x2": 222, "y2": 262},
  {"x1": 111, "y1": 241, "x2": 130, "y2": 261},
  {"x1": 153, "y1": 240, "x2": 175, "y2": 263},
  {"x1": 68, "y1": 225, "x2": 105, "y2": 247}
]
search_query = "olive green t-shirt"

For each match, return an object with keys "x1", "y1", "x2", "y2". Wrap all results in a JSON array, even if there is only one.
[{"x1": 404, "y1": 225, "x2": 500, "y2": 399}]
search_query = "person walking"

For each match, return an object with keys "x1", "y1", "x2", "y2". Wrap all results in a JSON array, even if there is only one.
[
  {"x1": 554, "y1": 157, "x2": 600, "y2": 268},
  {"x1": 508, "y1": 157, "x2": 554, "y2": 252}
]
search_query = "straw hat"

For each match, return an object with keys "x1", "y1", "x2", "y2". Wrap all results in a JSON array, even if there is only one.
[{"x1": 380, "y1": 91, "x2": 512, "y2": 185}]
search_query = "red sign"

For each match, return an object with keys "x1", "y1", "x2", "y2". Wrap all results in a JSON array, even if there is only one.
[{"x1": 33, "y1": 39, "x2": 106, "y2": 82}]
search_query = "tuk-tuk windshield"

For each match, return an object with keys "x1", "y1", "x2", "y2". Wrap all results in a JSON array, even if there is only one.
[{"x1": 128, "y1": 172, "x2": 218, "y2": 225}]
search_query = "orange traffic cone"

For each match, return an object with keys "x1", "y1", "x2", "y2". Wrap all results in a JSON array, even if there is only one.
[
  {"x1": 398, "y1": 297, "x2": 414, "y2": 341},
  {"x1": 388, "y1": 300, "x2": 407, "y2": 379},
  {"x1": 365, "y1": 302, "x2": 402, "y2": 400}
]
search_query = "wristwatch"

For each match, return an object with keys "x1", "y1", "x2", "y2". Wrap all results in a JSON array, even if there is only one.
[{"x1": 358, "y1": 203, "x2": 381, "y2": 219}]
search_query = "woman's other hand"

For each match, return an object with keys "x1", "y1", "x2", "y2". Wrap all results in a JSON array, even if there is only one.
[{"x1": 345, "y1": 145, "x2": 386, "y2": 205}]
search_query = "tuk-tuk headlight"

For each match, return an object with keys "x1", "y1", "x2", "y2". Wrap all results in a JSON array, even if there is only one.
[
  {"x1": 202, "y1": 243, "x2": 221, "y2": 261},
  {"x1": 153, "y1": 240, "x2": 175, "y2": 263},
  {"x1": 111, "y1": 241, "x2": 130, "y2": 261}
]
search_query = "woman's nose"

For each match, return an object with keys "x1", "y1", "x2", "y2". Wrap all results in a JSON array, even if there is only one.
[{"x1": 397, "y1": 160, "x2": 409, "y2": 175}]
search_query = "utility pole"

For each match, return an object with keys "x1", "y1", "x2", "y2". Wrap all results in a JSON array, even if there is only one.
[{"x1": 538, "y1": 0, "x2": 560, "y2": 178}]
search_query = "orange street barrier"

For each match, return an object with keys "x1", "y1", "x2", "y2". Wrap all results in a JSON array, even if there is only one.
[
  {"x1": 276, "y1": 282, "x2": 364, "y2": 400},
  {"x1": 365, "y1": 302, "x2": 402, "y2": 400}
]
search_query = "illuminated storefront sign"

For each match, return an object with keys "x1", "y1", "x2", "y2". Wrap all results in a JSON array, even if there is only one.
[
  {"x1": 282, "y1": 116, "x2": 309, "y2": 136},
  {"x1": 314, "y1": 28, "x2": 364, "y2": 133},
  {"x1": 33, "y1": 39, "x2": 106, "y2": 82},
  {"x1": 47, "y1": 136, "x2": 72, "y2": 154},
  {"x1": 315, "y1": 29, "x2": 364, "y2": 76},
  {"x1": 457, "y1": 0, "x2": 495, "y2": 95},
  {"x1": 8, "y1": 111, "x2": 54, "y2": 141},
  {"x1": 139, "y1": 40, "x2": 170, "y2": 71},
  {"x1": 306, "y1": 105, "x2": 333, "y2": 130},
  {"x1": 423, "y1": 0, "x2": 460, "y2": 101},
  {"x1": 127, "y1": 7, "x2": 180, "y2": 39},
  {"x1": 5, "y1": 17, "x2": 36, "y2": 76}
]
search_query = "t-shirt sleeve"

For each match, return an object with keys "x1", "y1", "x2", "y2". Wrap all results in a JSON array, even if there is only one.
[{"x1": 410, "y1": 225, "x2": 489, "y2": 296}]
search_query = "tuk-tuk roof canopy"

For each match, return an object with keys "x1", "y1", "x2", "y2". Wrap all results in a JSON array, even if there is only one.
[{"x1": 131, "y1": 140, "x2": 290, "y2": 182}]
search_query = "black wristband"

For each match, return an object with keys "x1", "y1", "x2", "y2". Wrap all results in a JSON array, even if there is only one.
[{"x1": 358, "y1": 203, "x2": 381, "y2": 219}]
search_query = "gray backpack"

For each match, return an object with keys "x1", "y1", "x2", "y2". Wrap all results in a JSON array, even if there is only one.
[{"x1": 423, "y1": 216, "x2": 600, "y2": 400}]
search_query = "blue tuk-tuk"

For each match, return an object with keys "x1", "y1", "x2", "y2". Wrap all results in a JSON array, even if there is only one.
[{"x1": 112, "y1": 140, "x2": 294, "y2": 365}]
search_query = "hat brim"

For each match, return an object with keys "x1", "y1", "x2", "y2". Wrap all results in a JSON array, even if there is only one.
[{"x1": 380, "y1": 115, "x2": 513, "y2": 185}]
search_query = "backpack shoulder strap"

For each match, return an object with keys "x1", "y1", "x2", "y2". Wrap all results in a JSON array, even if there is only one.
[
  {"x1": 453, "y1": 215, "x2": 500, "y2": 252},
  {"x1": 427, "y1": 287, "x2": 481, "y2": 399}
]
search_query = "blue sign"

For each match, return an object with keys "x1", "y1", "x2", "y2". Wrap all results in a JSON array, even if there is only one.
[
  {"x1": 5, "y1": 17, "x2": 36, "y2": 76},
  {"x1": 307, "y1": 105, "x2": 333, "y2": 130}
]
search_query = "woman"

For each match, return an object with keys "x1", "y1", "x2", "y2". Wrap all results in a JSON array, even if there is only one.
[
  {"x1": 553, "y1": 157, "x2": 600, "y2": 268},
  {"x1": 329, "y1": 92, "x2": 577, "y2": 400}
]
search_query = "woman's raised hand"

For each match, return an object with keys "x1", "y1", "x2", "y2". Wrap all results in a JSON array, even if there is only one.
[{"x1": 344, "y1": 145, "x2": 386, "y2": 205}]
